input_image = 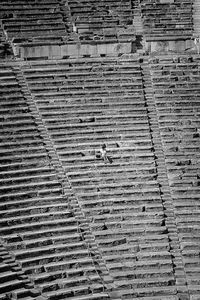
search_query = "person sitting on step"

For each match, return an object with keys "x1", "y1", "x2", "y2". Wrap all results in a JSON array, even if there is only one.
[{"x1": 100, "y1": 144, "x2": 112, "y2": 164}]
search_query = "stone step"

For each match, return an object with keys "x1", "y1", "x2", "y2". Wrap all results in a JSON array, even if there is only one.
[
  {"x1": 0, "y1": 218, "x2": 77, "y2": 235},
  {"x1": 0, "y1": 179, "x2": 61, "y2": 194},
  {"x1": 13, "y1": 241, "x2": 88, "y2": 260},
  {"x1": 0, "y1": 202, "x2": 71, "y2": 218},
  {"x1": 23, "y1": 257, "x2": 95, "y2": 274}
]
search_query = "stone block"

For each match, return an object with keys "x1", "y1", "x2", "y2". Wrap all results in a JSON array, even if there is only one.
[
  {"x1": 49, "y1": 45, "x2": 61, "y2": 59},
  {"x1": 160, "y1": 0, "x2": 174, "y2": 2}
]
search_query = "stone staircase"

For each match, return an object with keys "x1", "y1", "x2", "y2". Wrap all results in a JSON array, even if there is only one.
[
  {"x1": 141, "y1": 57, "x2": 190, "y2": 300},
  {"x1": 0, "y1": 242, "x2": 43, "y2": 300},
  {"x1": 148, "y1": 54, "x2": 200, "y2": 299}
]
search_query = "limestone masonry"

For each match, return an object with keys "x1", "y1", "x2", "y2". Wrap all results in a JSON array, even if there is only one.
[{"x1": 0, "y1": 1, "x2": 200, "y2": 300}]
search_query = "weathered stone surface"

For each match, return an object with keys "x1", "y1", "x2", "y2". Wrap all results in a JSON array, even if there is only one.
[{"x1": 0, "y1": 0, "x2": 199, "y2": 299}]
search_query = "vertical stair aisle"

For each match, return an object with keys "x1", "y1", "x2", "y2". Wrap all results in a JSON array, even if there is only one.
[
  {"x1": 145, "y1": 54, "x2": 200, "y2": 300},
  {"x1": 140, "y1": 57, "x2": 190, "y2": 300}
]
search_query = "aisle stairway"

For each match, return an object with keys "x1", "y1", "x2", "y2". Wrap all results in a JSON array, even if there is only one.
[
  {"x1": 148, "y1": 54, "x2": 200, "y2": 300},
  {"x1": 0, "y1": 242, "x2": 42, "y2": 300}
]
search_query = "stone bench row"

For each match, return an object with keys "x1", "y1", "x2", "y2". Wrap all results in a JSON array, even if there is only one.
[
  {"x1": 1, "y1": 172, "x2": 58, "y2": 186},
  {"x1": 54, "y1": 133, "x2": 151, "y2": 145},
  {"x1": 26, "y1": 70, "x2": 142, "y2": 80},
  {"x1": 24, "y1": 67, "x2": 142, "y2": 77},
  {"x1": 24, "y1": 55, "x2": 140, "y2": 66},
  {"x1": 113, "y1": 286, "x2": 177, "y2": 299},
  {"x1": 27, "y1": 77, "x2": 143, "y2": 87},
  {"x1": 71, "y1": 180, "x2": 158, "y2": 194},
  {"x1": 30, "y1": 83, "x2": 144, "y2": 93},
  {"x1": 38, "y1": 104, "x2": 146, "y2": 115},
  {"x1": 36, "y1": 95, "x2": 145, "y2": 105},
  {"x1": 46, "y1": 118, "x2": 150, "y2": 130},
  {"x1": 152, "y1": 95, "x2": 200, "y2": 102},
  {"x1": 65, "y1": 160, "x2": 155, "y2": 175},
  {"x1": 58, "y1": 151, "x2": 155, "y2": 164},
  {"x1": 32, "y1": 88, "x2": 144, "y2": 99},
  {"x1": 150, "y1": 62, "x2": 200, "y2": 69},
  {"x1": 42, "y1": 113, "x2": 147, "y2": 123}
]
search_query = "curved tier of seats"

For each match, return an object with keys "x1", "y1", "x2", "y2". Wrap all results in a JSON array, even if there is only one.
[
  {"x1": 0, "y1": 65, "x2": 109, "y2": 300},
  {"x1": 149, "y1": 54, "x2": 200, "y2": 298},
  {"x1": 22, "y1": 56, "x2": 178, "y2": 299}
]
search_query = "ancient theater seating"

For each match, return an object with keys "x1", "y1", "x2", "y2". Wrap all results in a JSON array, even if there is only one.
[
  {"x1": 141, "y1": 0, "x2": 193, "y2": 41},
  {"x1": 0, "y1": 65, "x2": 110, "y2": 300},
  {"x1": 67, "y1": 0, "x2": 135, "y2": 42},
  {"x1": 0, "y1": 242, "x2": 43, "y2": 300},
  {"x1": 0, "y1": 0, "x2": 138, "y2": 59},
  {"x1": 0, "y1": 0, "x2": 200, "y2": 298},
  {"x1": 0, "y1": 0, "x2": 68, "y2": 45},
  {"x1": 149, "y1": 54, "x2": 200, "y2": 298},
  {"x1": 20, "y1": 56, "x2": 178, "y2": 299}
]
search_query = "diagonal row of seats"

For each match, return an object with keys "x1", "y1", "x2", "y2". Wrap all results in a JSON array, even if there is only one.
[
  {"x1": 23, "y1": 56, "x2": 179, "y2": 299},
  {"x1": 149, "y1": 54, "x2": 200, "y2": 299},
  {"x1": 0, "y1": 65, "x2": 109, "y2": 300}
]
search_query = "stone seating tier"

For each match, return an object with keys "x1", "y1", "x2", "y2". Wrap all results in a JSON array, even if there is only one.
[
  {"x1": 19, "y1": 56, "x2": 178, "y2": 299},
  {"x1": 0, "y1": 66, "x2": 109, "y2": 300},
  {"x1": 141, "y1": 0, "x2": 193, "y2": 39},
  {"x1": 1, "y1": 53, "x2": 200, "y2": 298},
  {"x1": 0, "y1": 0, "x2": 138, "y2": 58},
  {"x1": 149, "y1": 54, "x2": 200, "y2": 298}
]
